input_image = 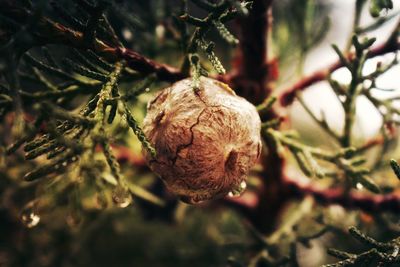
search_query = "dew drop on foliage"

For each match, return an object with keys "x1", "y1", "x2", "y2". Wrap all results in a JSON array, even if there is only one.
[
  {"x1": 21, "y1": 202, "x2": 40, "y2": 228},
  {"x1": 356, "y1": 182, "x2": 364, "y2": 190},
  {"x1": 227, "y1": 181, "x2": 247, "y2": 198},
  {"x1": 112, "y1": 186, "x2": 132, "y2": 208}
]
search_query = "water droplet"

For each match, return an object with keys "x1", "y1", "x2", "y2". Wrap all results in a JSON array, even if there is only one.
[
  {"x1": 392, "y1": 246, "x2": 399, "y2": 257},
  {"x1": 21, "y1": 202, "x2": 40, "y2": 228},
  {"x1": 240, "y1": 181, "x2": 247, "y2": 190},
  {"x1": 122, "y1": 28, "x2": 133, "y2": 41},
  {"x1": 189, "y1": 196, "x2": 204, "y2": 204},
  {"x1": 155, "y1": 24, "x2": 165, "y2": 39},
  {"x1": 227, "y1": 181, "x2": 247, "y2": 198},
  {"x1": 356, "y1": 182, "x2": 364, "y2": 190},
  {"x1": 180, "y1": 195, "x2": 204, "y2": 205},
  {"x1": 228, "y1": 190, "x2": 242, "y2": 198},
  {"x1": 112, "y1": 187, "x2": 132, "y2": 208}
]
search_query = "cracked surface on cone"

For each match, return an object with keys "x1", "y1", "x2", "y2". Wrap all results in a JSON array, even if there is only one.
[{"x1": 143, "y1": 77, "x2": 262, "y2": 204}]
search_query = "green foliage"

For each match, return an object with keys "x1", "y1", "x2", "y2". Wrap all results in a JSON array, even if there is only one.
[
  {"x1": 281, "y1": 33, "x2": 399, "y2": 194},
  {"x1": 124, "y1": 103, "x2": 156, "y2": 157},
  {"x1": 179, "y1": 0, "x2": 252, "y2": 83},
  {"x1": 0, "y1": 0, "x2": 256, "y2": 217},
  {"x1": 370, "y1": 0, "x2": 394, "y2": 17},
  {"x1": 0, "y1": 0, "x2": 163, "y2": 212},
  {"x1": 324, "y1": 226, "x2": 400, "y2": 266},
  {"x1": 273, "y1": 0, "x2": 331, "y2": 70}
]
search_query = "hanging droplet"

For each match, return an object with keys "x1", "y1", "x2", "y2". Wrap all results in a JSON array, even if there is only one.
[
  {"x1": 180, "y1": 195, "x2": 204, "y2": 205},
  {"x1": 21, "y1": 202, "x2": 40, "y2": 228},
  {"x1": 112, "y1": 186, "x2": 132, "y2": 208},
  {"x1": 240, "y1": 181, "x2": 247, "y2": 190},
  {"x1": 227, "y1": 180, "x2": 247, "y2": 198}
]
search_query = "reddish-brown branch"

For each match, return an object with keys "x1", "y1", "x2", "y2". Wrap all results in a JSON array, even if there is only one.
[
  {"x1": 220, "y1": 0, "x2": 289, "y2": 234},
  {"x1": 284, "y1": 176, "x2": 400, "y2": 213},
  {"x1": 357, "y1": 135, "x2": 385, "y2": 153},
  {"x1": 225, "y1": 0, "x2": 273, "y2": 105},
  {"x1": 221, "y1": 169, "x2": 400, "y2": 226},
  {"x1": 0, "y1": 1, "x2": 186, "y2": 82},
  {"x1": 279, "y1": 40, "x2": 400, "y2": 107},
  {"x1": 221, "y1": 0, "x2": 291, "y2": 233}
]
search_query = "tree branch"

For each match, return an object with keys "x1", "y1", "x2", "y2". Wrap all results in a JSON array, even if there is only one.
[
  {"x1": 220, "y1": 0, "x2": 290, "y2": 234},
  {"x1": 279, "y1": 39, "x2": 400, "y2": 107},
  {"x1": 0, "y1": 1, "x2": 186, "y2": 82},
  {"x1": 285, "y1": 175, "x2": 400, "y2": 213},
  {"x1": 225, "y1": 0, "x2": 274, "y2": 105}
]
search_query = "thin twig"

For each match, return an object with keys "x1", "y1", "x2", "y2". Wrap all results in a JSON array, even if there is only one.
[{"x1": 279, "y1": 31, "x2": 400, "y2": 107}]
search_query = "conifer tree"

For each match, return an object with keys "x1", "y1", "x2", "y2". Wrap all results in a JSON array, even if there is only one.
[{"x1": 0, "y1": 0, "x2": 399, "y2": 266}]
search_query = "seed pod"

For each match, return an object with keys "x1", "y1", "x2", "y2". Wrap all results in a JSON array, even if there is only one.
[{"x1": 143, "y1": 77, "x2": 261, "y2": 204}]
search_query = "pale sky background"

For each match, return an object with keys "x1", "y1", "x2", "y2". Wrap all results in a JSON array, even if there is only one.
[
  {"x1": 289, "y1": 2, "x2": 399, "y2": 265},
  {"x1": 290, "y1": 0, "x2": 400, "y2": 144}
]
